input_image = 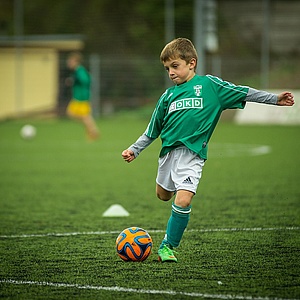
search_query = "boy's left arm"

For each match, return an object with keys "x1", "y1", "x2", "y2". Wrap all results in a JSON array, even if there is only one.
[
  {"x1": 276, "y1": 91, "x2": 295, "y2": 106},
  {"x1": 245, "y1": 88, "x2": 295, "y2": 106}
]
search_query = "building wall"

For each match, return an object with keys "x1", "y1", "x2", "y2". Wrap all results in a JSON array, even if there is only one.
[{"x1": 0, "y1": 48, "x2": 58, "y2": 120}]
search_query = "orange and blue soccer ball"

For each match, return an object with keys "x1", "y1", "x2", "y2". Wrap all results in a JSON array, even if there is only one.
[{"x1": 116, "y1": 227, "x2": 153, "y2": 262}]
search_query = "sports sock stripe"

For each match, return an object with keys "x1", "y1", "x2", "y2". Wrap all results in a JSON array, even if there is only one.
[{"x1": 172, "y1": 203, "x2": 191, "y2": 214}]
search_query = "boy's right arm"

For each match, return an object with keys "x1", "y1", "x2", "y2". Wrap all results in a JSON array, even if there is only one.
[
  {"x1": 122, "y1": 89, "x2": 167, "y2": 163},
  {"x1": 122, "y1": 149, "x2": 135, "y2": 163},
  {"x1": 122, "y1": 133, "x2": 155, "y2": 163}
]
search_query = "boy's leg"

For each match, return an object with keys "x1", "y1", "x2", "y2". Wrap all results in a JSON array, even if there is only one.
[
  {"x1": 159, "y1": 189, "x2": 193, "y2": 250},
  {"x1": 82, "y1": 115, "x2": 99, "y2": 140},
  {"x1": 156, "y1": 184, "x2": 174, "y2": 201},
  {"x1": 156, "y1": 147, "x2": 204, "y2": 261}
]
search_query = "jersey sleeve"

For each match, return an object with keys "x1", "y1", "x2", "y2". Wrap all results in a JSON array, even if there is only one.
[
  {"x1": 245, "y1": 87, "x2": 278, "y2": 105},
  {"x1": 128, "y1": 133, "x2": 155, "y2": 158},
  {"x1": 207, "y1": 75, "x2": 248, "y2": 109},
  {"x1": 144, "y1": 90, "x2": 169, "y2": 139},
  {"x1": 75, "y1": 66, "x2": 90, "y2": 85}
]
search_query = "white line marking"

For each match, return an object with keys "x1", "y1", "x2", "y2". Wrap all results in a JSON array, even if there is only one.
[
  {"x1": 0, "y1": 227, "x2": 299, "y2": 239},
  {"x1": 209, "y1": 143, "x2": 272, "y2": 157},
  {"x1": 0, "y1": 279, "x2": 297, "y2": 300}
]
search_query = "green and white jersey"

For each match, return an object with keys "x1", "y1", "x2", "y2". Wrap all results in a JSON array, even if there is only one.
[{"x1": 145, "y1": 74, "x2": 248, "y2": 159}]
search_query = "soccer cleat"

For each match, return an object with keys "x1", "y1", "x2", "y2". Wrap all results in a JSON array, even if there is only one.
[{"x1": 158, "y1": 244, "x2": 177, "y2": 262}]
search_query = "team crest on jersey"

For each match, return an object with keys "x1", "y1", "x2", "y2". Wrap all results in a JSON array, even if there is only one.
[{"x1": 194, "y1": 85, "x2": 202, "y2": 97}]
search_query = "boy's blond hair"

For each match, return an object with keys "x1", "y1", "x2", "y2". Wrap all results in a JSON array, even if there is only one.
[
  {"x1": 68, "y1": 51, "x2": 83, "y2": 63},
  {"x1": 160, "y1": 38, "x2": 198, "y2": 69}
]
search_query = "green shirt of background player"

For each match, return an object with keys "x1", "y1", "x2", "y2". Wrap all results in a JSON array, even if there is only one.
[
  {"x1": 122, "y1": 38, "x2": 294, "y2": 263},
  {"x1": 71, "y1": 64, "x2": 91, "y2": 101},
  {"x1": 66, "y1": 52, "x2": 99, "y2": 140}
]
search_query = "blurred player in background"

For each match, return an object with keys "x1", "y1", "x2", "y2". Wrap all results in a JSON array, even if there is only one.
[
  {"x1": 122, "y1": 38, "x2": 294, "y2": 263},
  {"x1": 66, "y1": 52, "x2": 99, "y2": 140}
]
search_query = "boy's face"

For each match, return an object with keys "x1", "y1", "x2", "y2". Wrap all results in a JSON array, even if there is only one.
[
  {"x1": 67, "y1": 57, "x2": 79, "y2": 70},
  {"x1": 163, "y1": 57, "x2": 196, "y2": 85}
]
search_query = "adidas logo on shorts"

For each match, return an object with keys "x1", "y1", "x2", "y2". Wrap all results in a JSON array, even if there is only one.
[{"x1": 182, "y1": 177, "x2": 193, "y2": 184}]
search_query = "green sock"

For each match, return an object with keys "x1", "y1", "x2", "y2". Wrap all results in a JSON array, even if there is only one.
[{"x1": 159, "y1": 203, "x2": 191, "y2": 249}]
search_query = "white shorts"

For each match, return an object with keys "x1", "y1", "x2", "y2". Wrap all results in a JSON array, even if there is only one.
[{"x1": 156, "y1": 146, "x2": 205, "y2": 194}]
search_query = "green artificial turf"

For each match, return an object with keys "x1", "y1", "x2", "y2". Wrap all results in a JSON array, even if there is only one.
[{"x1": 0, "y1": 114, "x2": 299, "y2": 299}]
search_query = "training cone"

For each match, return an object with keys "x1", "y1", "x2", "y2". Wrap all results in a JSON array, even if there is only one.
[{"x1": 102, "y1": 204, "x2": 130, "y2": 217}]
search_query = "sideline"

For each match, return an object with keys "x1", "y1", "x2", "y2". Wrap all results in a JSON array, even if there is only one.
[
  {"x1": 0, "y1": 226, "x2": 299, "y2": 239},
  {"x1": 0, "y1": 279, "x2": 298, "y2": 300}
]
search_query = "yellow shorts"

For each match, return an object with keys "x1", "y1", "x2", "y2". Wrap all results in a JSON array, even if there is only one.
[{"x1": 67, "y1": 99, "x2": 91, "y2": 117}]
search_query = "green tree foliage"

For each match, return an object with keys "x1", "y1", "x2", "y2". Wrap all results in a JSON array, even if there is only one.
[{"x1": 0, "y1": 0, "x2": 196, "y2": 55}]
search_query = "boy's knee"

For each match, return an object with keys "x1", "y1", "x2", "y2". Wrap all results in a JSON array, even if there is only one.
[
  {"x1": 156, "y1": 191, "x2": 173, "y2": 201},
  {"x1": 156, "y1": 185, "x2": 174, "y2": 201},
  {"x1": 174, "y1": 190, "x2": 194, "y2": 208}
]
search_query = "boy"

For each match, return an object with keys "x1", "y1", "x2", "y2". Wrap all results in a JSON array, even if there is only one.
[
  {"x1": 66, "y1": 52, "x2": 99, "y2": 140},
  {"x1": 121, "y1": 38, "x2": 294, "y2": 262}
]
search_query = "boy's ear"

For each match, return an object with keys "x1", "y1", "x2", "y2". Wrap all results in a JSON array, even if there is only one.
[{"x1": 189, "y1": 58, "x2": 197, "y2": 70}]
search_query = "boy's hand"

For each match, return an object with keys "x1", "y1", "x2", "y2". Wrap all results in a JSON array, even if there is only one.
[
  {"x1": 277, "y1": 92, "x2": 295, "y2": 106},
  {"x1": 122, "y1": 149, "x2": 135, "y2": 163},
  {"x1": 65, "y1": 77, "x2": 74, "y2": 87}
]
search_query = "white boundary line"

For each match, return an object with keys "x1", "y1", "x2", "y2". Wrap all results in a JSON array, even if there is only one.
[
  {"x1": 0, "y1": 227, "x2": 299, "y2": 239},
  {"x1": 0, "y1": 279, "x2": 298, "y2": 300},
  {"x1": 209, "y1": 143, "x2": 272, "y2": 157}
]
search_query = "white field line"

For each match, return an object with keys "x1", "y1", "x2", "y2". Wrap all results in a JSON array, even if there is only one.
[
  {"x1": 0, "y1": 279, "x2": 298, "y2": 300},
  {"x1": 0, "y1": 227, "x2": 299, "y2": 239}
]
